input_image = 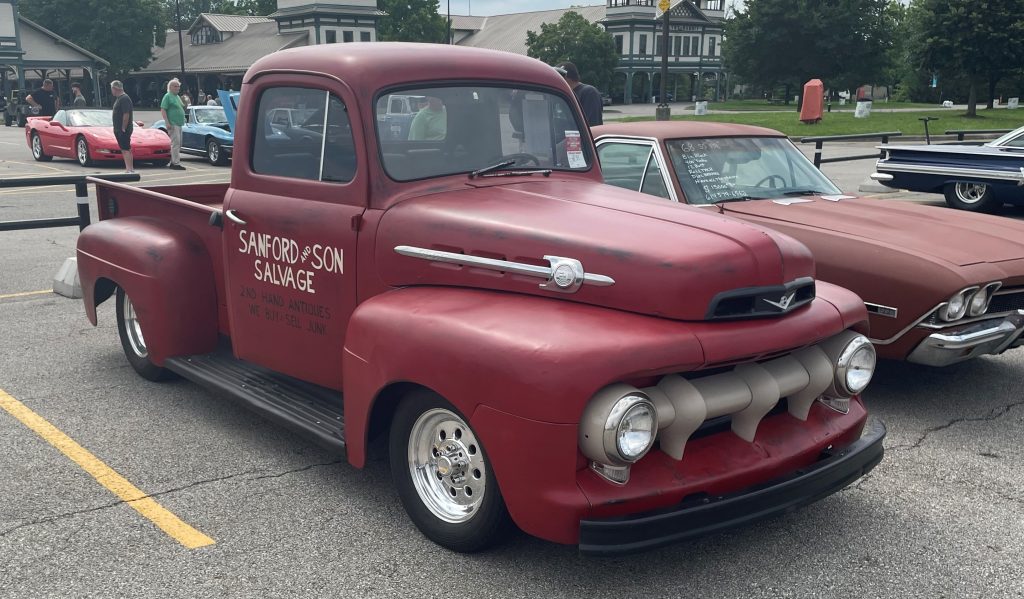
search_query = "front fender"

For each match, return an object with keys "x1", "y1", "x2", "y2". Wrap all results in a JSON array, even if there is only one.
[
  {"x1": 77, "y1": 216, "x2": 218, "y2": 364},
  {"x1": 341, "y1": 287, "x2": 712, "y2": 465}
]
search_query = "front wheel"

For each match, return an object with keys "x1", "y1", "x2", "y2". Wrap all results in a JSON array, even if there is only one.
[
  {"x1": 206, "y1": 138, "x2": 228, "y2": 166},
  {"x1": 76, "y1": 136, "x2": 93, "y2": 167},
  {"x1": 389, "y1": 390, "x2": 512, "y2": 552},
  {"x1": 31, "y1": 133, "x2": 52, "y2": 161},
  {"x1": 944, "y1": 181, "x2": 1000, "y2": 212},
  {"x1": 115, "y1": 287, "x2": 170, "y2": 381}
]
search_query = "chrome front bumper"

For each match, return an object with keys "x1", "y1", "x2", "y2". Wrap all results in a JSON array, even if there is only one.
[{"x1": 907, "y1": 310, "x2": 1024, "y2": 367}]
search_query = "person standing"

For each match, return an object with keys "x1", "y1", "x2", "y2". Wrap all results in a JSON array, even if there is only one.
[
  {"x1": 25, "y1": 78, "x2": 60, "y2": 117},
  {"x1": 556, "y1": 62, "x2": 603, "y2": 127},
  {"x1": 408, "y1": 96, "x2": 446, "y2": 140},
  {"x1": 110, "y1": 80, "x2": 135, "y2": 173},
  {"x1": 71, "y1": 83, "x2": 87, "y2": 107},
  {"x1": 160, "y1": 78, "x2": 186, "y2": 170}
]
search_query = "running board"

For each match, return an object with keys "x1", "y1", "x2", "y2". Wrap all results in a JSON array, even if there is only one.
[{"x1": 164, "y1": 349, "x2": 345, "y2": 453}]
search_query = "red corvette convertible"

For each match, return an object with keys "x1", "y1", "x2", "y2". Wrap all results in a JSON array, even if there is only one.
[{"x1": 26, "y1": 109, "x2": 171, "y2": 167}]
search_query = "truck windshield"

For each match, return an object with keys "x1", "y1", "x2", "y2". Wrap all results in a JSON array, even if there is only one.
[
  {"x1": 665, "y1": 137, "x2": 841, "y2": 204},
  {"x1": 376, "y1": 85, "x2": 592, "y2": 181}
]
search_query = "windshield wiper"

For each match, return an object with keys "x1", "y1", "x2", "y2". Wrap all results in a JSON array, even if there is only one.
[
  {"x1": 479, "y1": 169, "x2": 552, "y2": 178},
  {"x1": 469, "y1": 160, "x2": 515, "y2": 179},
  {"x1": 716, "y1": 195, "x2": 769, "y2": 203},
  {"x1": 782, "y1": 189, "x2": 825, "y2": 196}
]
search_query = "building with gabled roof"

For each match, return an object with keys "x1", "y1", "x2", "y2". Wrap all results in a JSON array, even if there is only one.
[
  {"x1": 0, "y1": 0, "x2": 110, "y2": 106},
  {"x1": 128, "y1": 0, "x2": 723, "y2": 108}
]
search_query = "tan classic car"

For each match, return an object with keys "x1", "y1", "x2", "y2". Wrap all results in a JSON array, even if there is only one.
[{"x1": 594, "y1": 122, "x2": 1024, "y2": 366}]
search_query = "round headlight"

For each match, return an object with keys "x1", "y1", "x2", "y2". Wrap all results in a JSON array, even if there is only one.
[
  {"x1": 834, "y1": 335, "x2": 876, "y2": 396},
  {"x1": 968, "y1": 287, "x2": 989, "y2": 317},
  {"x1": 941, "y1": 290, "x2": 969, "y2": 322},
  {"x1": 604, "y1": 394, "x2": 657, "y2": 463}
]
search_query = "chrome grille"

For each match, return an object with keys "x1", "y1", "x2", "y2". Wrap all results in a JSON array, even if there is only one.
[{"x1": 989, "y1": 288, "x2": 1024, "y2": 314}]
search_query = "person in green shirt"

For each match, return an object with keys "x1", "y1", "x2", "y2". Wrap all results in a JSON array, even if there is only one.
[
  {"x1": 408, "y1": 96, "x2": 447, "y2": 141},
  {"x1": 160, "y1": 79, "x2": 187, "y2": 170}
]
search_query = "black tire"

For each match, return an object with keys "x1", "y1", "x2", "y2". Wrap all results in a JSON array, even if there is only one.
[
  {"x1": 30, "y1": 132, "x2": 52, "y2": 162},
  {"x1": 76, "y1": 136, "x2": 93, "y2": 167},
  {"x1": 389, "y1": 390, "x2": 513, "y2": 552},
  {"x1": 943, "y1": 181, "x2": 1000, "y2": 213},
  {"x1": 115, "y1": 287, "x2": 170, "y2": 382},
  {"x1": 17, "y1": 113, "x2": 26, "y2": 127},
  {"x1": 206, "y1": 137, "x2": 228, "y2": 166},
  {"x1": 151, "y1": 160, "x2": 170, "y2": 168}
]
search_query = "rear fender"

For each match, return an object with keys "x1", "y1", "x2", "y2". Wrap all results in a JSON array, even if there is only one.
[{"x1": 77, "y1": 217, "x2": 218, "y2": 364}]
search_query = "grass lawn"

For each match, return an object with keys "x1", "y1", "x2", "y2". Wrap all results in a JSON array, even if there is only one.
[{"x1": 620, "y1": 109, "x2": 1024, "y2": 137}]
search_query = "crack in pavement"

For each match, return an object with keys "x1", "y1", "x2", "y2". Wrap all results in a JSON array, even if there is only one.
[
  {"x1": 0, "y1": 460, "x2": 340, "y2": 538},
  {"x1": 888, "y1": 400, "x2": 1024, "y2": 452}
]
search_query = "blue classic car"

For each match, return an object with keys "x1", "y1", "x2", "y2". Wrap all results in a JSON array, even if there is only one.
[
  {"x1": 153, "y1": 91, "x2": 238, "y2": 166},
  {"x1": 872, "y1": 125, "x2": 1024, "y2": 212}
]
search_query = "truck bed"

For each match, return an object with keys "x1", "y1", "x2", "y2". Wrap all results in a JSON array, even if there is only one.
[{"x1": 90, "y1": 178, "x2": 231, "y2": 332}]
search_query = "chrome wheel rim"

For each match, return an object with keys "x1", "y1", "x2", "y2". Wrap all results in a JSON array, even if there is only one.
[
  {"x1": 32, "y1": 135, "x2": 41, "y2": 158},
  {"x1": 208, "y1": 141, "x2": 218, "y2": 162},
  {"x1": 121, "y1": 294, "x2": 147, "y2": 358},
  {"x1": 407, "y1": 408, "x2": 486, "y2": 523},
  {"x1": 77, "y1": 139, "x2": 87, "y2": 165},
  {"x1": 954, "y1": 182, "x2": 988, "y2": 204}
]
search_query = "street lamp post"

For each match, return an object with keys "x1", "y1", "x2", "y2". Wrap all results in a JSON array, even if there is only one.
[
  {"x1": 175, "y1": 0, "x2": 186, "y2": 84},
  {"x1": 447, "y1": 0, "x2": 452, "y2": 44},
  {"x1": 656, "y1": 0, "x2": 671, "y2": 120}
]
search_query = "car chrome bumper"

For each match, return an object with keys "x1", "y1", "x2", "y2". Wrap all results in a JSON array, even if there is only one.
[
  {"x1": 578, "y1": 418, "x2": 886, "y2": 556},
  {"x1": 907, "y1": 310, "x2": 1024, "y2": 367}
]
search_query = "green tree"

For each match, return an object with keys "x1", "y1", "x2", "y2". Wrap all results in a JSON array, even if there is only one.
[
  {"x1": 525, "y1": 11, "x2": 618, "y2": 92},
  {"x1": 20, "y1": 0, "x2": 166, "y2": 78},
  {"x1": 377, "y1": 0, "x2": 447, "y2": 43},
  {"x1": 907, "y1": 0, "x2": 1024, "y2": 115},
  {"x1": 724, "y1": 0, "x2": 898, "y2": 104}
]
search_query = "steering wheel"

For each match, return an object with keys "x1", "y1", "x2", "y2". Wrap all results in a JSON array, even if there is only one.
[
  {"x1": 496, "y1": 152, "x2": 541, "y2": 167},
  {"x1": 755, "y1": 174, "x2": 787, "y2": 188}
]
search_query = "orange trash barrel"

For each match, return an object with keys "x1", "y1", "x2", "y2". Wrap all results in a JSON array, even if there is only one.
[{"x1": 800, "y1": 79, "x2": 824, "y2": 124}]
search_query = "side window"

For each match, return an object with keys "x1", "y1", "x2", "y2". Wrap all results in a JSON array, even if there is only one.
[
  {"x1": 597, "y1": 142, "x2": 652, "y2": 192},
  {"x1": 252, "y1": 87, "x2": 356, "y2": 184},
  {"x1": 640, "y1": 153, "x2": 671, "y2": 199}
]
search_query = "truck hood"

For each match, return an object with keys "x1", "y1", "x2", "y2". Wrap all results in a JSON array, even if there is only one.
[
  {"x1": 722, "y1": 197, "x2": 1024, "y2": 267},
  {"x1": 376, "y1": 179, "x2": 817, "y2": 321}
]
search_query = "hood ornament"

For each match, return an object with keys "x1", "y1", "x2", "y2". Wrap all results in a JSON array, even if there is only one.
[{"x1": 394, "y1": 246, "x2": 615, "y2": 294}]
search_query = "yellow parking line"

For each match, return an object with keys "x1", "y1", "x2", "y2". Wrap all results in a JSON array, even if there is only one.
[
  {"x1": 0, "y1": 388, "x2": 215, "y2": 549},
  {"x1": 0, "y1": 290, "x2": 52, "y2": 300}
]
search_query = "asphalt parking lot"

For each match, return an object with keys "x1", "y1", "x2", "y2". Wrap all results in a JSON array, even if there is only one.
[{"x1": 1, "y1": 121, "x2": 1023, "y2": 598}]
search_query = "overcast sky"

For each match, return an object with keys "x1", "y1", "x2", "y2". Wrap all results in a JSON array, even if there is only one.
[{"x1": 443, "y1": 1, "x2": 745, "y2": 16}]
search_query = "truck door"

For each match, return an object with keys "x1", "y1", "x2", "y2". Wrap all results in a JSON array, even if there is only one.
[{"x1": 222, "y1": 79, "x2": 365, "y2": 390}]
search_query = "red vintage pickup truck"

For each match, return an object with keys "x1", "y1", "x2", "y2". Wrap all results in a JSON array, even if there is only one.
[{"x1": 76, "y1": 43, "x2": 884, "y2": 555}]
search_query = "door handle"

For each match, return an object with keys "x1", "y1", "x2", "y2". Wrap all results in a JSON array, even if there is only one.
[{"x1": 225, "y1": 209, "x2": 247, "y2": 225}]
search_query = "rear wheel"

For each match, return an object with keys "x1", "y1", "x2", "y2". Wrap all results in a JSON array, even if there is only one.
[
  {"x1": 115, "y1": 287, "x2": 169, "y2": 381},
  {"x1": 30, "y1": 133, "x2": 52, "y2": 161},
  {"x1": 389, "y1": 390, "x2": 512, "y2": 552},
  {"x1": 151, "y1": 160, "x2": 170, "y2": 167},
  {"x1": 206, "y1": 138, "x2": 228, "y2": 166},
  {"x1": 76, "y1": 136, "x2": 93, "y2": 167},
  {"x1": 944, "y1": 181, "x2": 999, "y2": 212}
]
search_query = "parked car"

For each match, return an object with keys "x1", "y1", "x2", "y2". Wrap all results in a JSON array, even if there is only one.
[
  {"x1": 4, "y1": 89, "x2": 31, "y2": 127},
  {"x1": 376, "y1": 93, "x2": 426, "y2": 140},
  {"x1": 153, "y1": 102, "x2": 234, "y2": 165},
  {"x1": 601, "y1": 92, "x2": 612, "y2": 106},
  {"x1": 74, "y1": 43, "x2": 884, "y2": 555},
  {"x1": 594, "y1": 121, "x2": 1024, "y2": 367},
  {"x1": 872, "y1": 125, "x2": 1024, "y2": 212},
  {"x1": 25, "y1": 109, "x2": 171, "y2": 166}
]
